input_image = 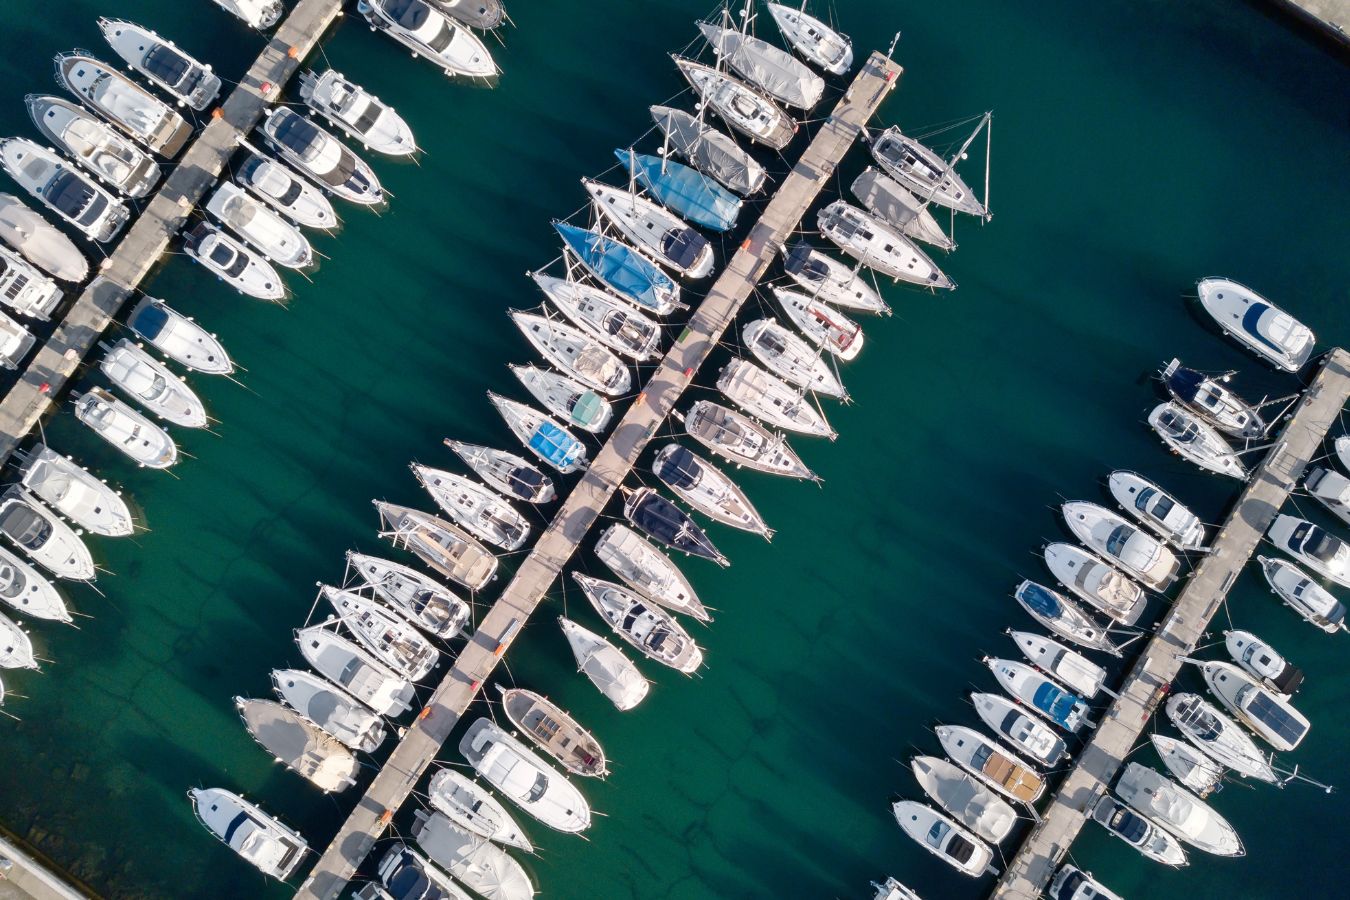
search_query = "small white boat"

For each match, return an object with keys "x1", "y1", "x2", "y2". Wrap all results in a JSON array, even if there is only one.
[
  {"x1": 458, "y1": 718, "x2": 592, "y2": 834},
  {"x1": 1165, "y1": 692, "x2": 1276, "y2": 783},
  {"x1": 100, "y1": 339, "x2": 208, "y2": 427},
  {"x1": 97, "y1": 19, "x2": 220, "y2": 110},
  {"x1": 299, "y1": 69, "x2": 415, "y2": 156},
  {"x1": 909, "y1": 755, "x2": 1015, "y2": 844},
  {"x1": 672, "y1": 58, "x2": 796, "y2": 150},
  {"x1": 0, "y1": 139, "x2": 128, "y2": 242},
  {"x1": 0, "y1": 243, "x2": 62, "y2": 321},
  {"x1": 1148, "y1": 402, "x2": 1246, "y2": 480},
  {"x1": 891, "y1": 800, "x2": 995, "y2": 877},
  {"x1": 1089, "y1": 794, "x2": 1189, "y2": 867},
  {"x1": 583, "y1": 181, "x2": 714, "y2": 279},
  {"x1": 1061, "y1": 501, "x2": 1181, "y2": 590},
  {"x1": 680, "y1": 399, "x2": 816, "y2": 479},
  {"x1": 593, "y1": 524, "x2": 706, "y2": 621},
  {"x1": 936, "y1": 725, "x2": 1045, "y2": 806},
  {"x1": 0, "y1": 314, "x2": 35, "y2": 370},
  {"x1": 260, "y1": 108, "x2": 383, "y2": 206},
  {"x1": 346, "y1": 551, "x2": 470, "y2": 639},
  {"x1": 508, "y1": 364, "x2": 613, "y2": 435},
  {"x1": 321, "y1": 585, "x2": 439, "y2": 681},
  {"x1": 1160, "y1": 359, "x2": 1265, "y2": 440},
  {"x1": 870, "y1": 877, "x2": 921, "y2": 900},
  {"x1": 295, "y1": 624, "x2": 415, "y2": 717},
  {"x1": 1115, "y1": 762, "x2": 1244, "y2": 857},
  {"x1": 428, "y1": 767, "x2": 534, "y2": 852},
  {"x1": 765, "y1": 2, "x2": 853, "y2": 75},
  {"x1": 487, "y1": 392, "x2": 588, "y2": 475},
  {"x1": 652, "y1": 443, "x2": 771, "y2": 537},
  {"x1": 1151, "y1": 733, "x2": 1223, "y2": 799},
  {"x1": 0, "y1": 543, "x2": 70, "y2": 623},
  {"x1": 373, "y1": 844, "x2": 472, "y2": 900},
  {"x1": 780, "y1": 243, "x2": 888, "y2": 314},
  {"x1": 410, "y1": 810, "x2": 536, "y2": 900},
  {"x1": 54, "y1": 52, "x2": 193, "y2": 157},
  {"x1": 18, "y1": 443, "x2": 133, "y2": 537},
  {"x1": 0, "y1": 193, "x2": 87, "y2": 283},
  {"x1": 742, "y1": 317, "x2": 846, "y2": 398},
  {"x1": 374, "y1": 501, "x2": 498, "y2": 592},
  {"x1": 126, "y1": 296, "x2": 233, "y2": 375},
  {"x1": 649, "y1": 105, "x2": 767, "y2": 197},
  {"x1": 25, "y1": 94, "x2": 160, "y2": 199},
  {"x1": 1013, "y1": 579, "x2": 1119, "y2": 656},
  {"x1": 817, "y1": 201, "x2": 953, "y2": 288},
  {"x1": 559, "y1": 616, "x2": 650, "y2": 711},
  {"x1": 871, "y1": 126, "x2": 987, "y2": 218},
  {"x1": 531, "y1": 272, "x2": 661, "y2": 361},
  {"x1": 1049, "y1": 866, "x2": 1125, "y2": 900},
  {"x1": 233, "y1": 146, "x2": 337, "y2": 230},
  {"x1": 1006, "y1": 630, "x2": 1106, "y2": 699},
  {"x1": 1107, "y1": 470, "x2": 1206, "y2": 551},
  {"x1": 183, "y1": 222, "x2": 286, "y2": 302},
  {"x1": 850, "y1": 167, "x2": 953, "y2": 251},
  {"x1": 696, "y1": 22, "x2": 824, "y2": 109},
  {"x1": 412, "y1": 463, "x2": 531, "y2": 551},
  {"x1": 208, "y1": 0, "x2": 283, "y2": 30},
  {"x1": 1257, "y1": 555, "x2": 1346, "y2": 633},
  {"x1": 444, "y1": 439, "x2": 556, "y2": 504},
  {"x1": 1202, "y1": 660, "x2": 1309, "y2": 752},
  {"x1": 1268, "y1": 513, "x2": 1350, "y2": 586},
  {"x1": 509, "y1": 311, "x2": 631, "y2": 396},
  {"x1": 716, "y1": 357, "x2": 835, "y2": 439},
  {"x1": 0, "y1": 610, "x2": 37, "y2": 669},
  {"x1": 499, "y1": 686, "x2": 607, "y2": 778},
  {"x1": 573, "y1": 572, "x2": 704, "y2": 673},
  {"x1": 1197, "y1": 277, "x2": 1313, "y2": 372},
  {"x1": 73, "y1": 387, "x2": 177, "y2": 468},
  {"x1": 187, "y1": 788, "x2": 308, "y2": 881},
  {"x1": 984, "y1": 657, "x2": 1091, "y2": 732},
  {"x1": 360, "y1": 0, "x2": 499, "y2": 79},
  {"x1": 1224, "y1": 629, "x2": 1302, "y2": 696},
  {"x1": 970, "y1": 691, "x2": 1067, "y2": 767},
  {"x1": 770, "y1": 286, "x2": 863, "y2": 361},
  {"x1": 272, "y1": 668, "x2": 387, "y2": 754},
  {"x1": 205, "y1": 183, "x2": 313, "y2": 269},
  {"x1": 235, "y1": 696, "x2": 359, "y2": 793},
  {"x1": 1305, "y1": 464, "x2": 1350, "y2": 528},
  {"x1": 1043, "y1": 541, "x2": 1147, "y2": 626}
]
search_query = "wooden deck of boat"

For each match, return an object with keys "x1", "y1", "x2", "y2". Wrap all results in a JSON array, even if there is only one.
[
  {"x1": 0, "y1": 0, "x2": 344, "y2": 468},
  {"x1": 991, "y1": 347, "x2": 1350, "y2": 899},
  {"x1": 293, "y1": 51, "x2": 903, "y2": 900}
]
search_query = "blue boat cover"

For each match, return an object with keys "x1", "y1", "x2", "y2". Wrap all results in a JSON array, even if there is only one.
[
  {"x1": 615, "y1": 150, "x2": 742, "y2": 232},
  {"x1": 529, "y1": 421, "x2": 582, "y2": 469},
  {"x1": 1020, "y1": 582, "x2": 1063, "y2": 618},
  {"x1": 554, "y1": 221, "x2": 676, "y2": 313},
  {"x1": 1241, "y1": 303, "x2": 1282, "y2": 355},
  {"x1": 130, "y1": 302, "x2": 168, "y2": 340},
  {"x1": 1032, "y1": 681, "x2": 1081, "y2": 728}
]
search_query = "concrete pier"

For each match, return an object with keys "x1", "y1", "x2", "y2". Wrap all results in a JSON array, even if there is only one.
[
  {"x1": 294, "y1": 51, "x2": 904, "y2": 900},
  {"x1": 0, "y1": 831, "x2": 89, "y2": 900},
  {"x1": 992, "y1": 347, "x2": 1350, "y2": 898},
  {"x1": 1273, "y1": 0, "x2": 1350, "y2": 46},
  {"x1": 0, "y1": 0, "x2": 345, "y2": 467}
]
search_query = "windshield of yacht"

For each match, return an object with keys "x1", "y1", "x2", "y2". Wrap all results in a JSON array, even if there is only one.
[
  {"x1": 1110, "y1": 807, "x2": 1147, "y2": 843},
  {"x1": 0, "y1": 503, "x2": 51, "y2": 549},
  {"x1": 526, "y1": 772, "x2": 548, "y2": 803},
  {"x1": 389, "y1": 0, "x2": 430, "y2": 30},
  {"x1": 1299, "y1": 526, "x2": 1343, "y2": 563},
  {"x1": 1105, "y1": 525, "x2": 1134, "y2": 560},
  {"x1": 46, "y1": 171, "x2": 103, "y2": 225},
  {"x1": 144, "y1": 45, "x2": 192, "y2": 89},
  {"x1": 0, "y1": 562, "x2": 26, "y2": 599},
  {"x1": 273, "y1": 112, "x2": 324, "y2": 162},
  {"x1": 1159, "y1": 410, "x2": 1197, "y2": 442},
  {"x1": 206, "y1": 238, "x2": 237, "y2": 270}
]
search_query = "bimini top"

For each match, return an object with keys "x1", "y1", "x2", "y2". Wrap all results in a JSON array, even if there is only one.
[
  {"x1": 1033, "y1": 681, "x2": 1082, "y2": 729},
  {"x1": 529, "y1": 420, "x2": 584, "y2": 470},
  {"x1": 653, "y1": 444, "x2": 702, "y2": 490},
  {"x1": 554, "y1": 221, "x2": 678, "y2": 315},
  {"x1": 615, "y1": 150, "x2": 742, "y2": 232}
]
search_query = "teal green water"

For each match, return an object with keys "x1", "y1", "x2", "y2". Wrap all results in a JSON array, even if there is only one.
[{"x1": 0, "y1": 1, "x2": 1347, "y2": 898}]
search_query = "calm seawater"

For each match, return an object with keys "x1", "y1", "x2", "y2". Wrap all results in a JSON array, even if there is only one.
[{"x1": 0, "y1": 1, "x2": 1346, "y2": 898}]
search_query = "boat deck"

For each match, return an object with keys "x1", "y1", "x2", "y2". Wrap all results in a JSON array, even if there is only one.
[
  {"x1": 0, "y1": 0, "x2": 345, "y2": 468},
  {"x1": 992, "y1": 347, "x2": 1350, "y2": 898},
  {"x1": 293, "y1": 51, "x2": 904, "y2": 900}
]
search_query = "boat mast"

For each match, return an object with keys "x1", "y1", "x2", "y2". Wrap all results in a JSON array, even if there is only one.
[
  {"x1": 627, "y1": 147, "x2": 640, "y2": 210},
  {"x1": 982, "y1": 112, "x2": 992, "y2": 220}
]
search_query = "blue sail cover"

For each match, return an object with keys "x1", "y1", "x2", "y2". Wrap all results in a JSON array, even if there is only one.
[
  {"x1": 554, "y1": 221, "x2": 677, "y2": 313},
  {"x1": 529, "y1": 421, "x2": 583, "y2": 469},
  {"x1": 1032, "y1": 681, "x2": 1083, "y2": 729},
  {"x1": 615, "y1": 150, "x2": 743, "y2": 232}
]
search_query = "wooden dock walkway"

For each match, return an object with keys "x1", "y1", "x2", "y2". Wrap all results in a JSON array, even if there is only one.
[
  {"x1": 294, "y1": 51, "x2": 903, "y2": 900},
  {"x1": 992, "y1": 347, "x2": 1350, "y2": 898},
  {"x1": 0, "y1": 0, "x2": 344, "y2": 467}
]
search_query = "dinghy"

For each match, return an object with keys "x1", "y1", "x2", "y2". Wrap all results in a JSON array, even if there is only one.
[
  {"x1": 680, "y1": 400, "x2": 816, "y2": 479},
  {"x1": 25, "y1": 95, "x2": 159, "y2": 199},
  {"x1": 0, "y1": 139, "x2": 128, "y2": 242},
  {"x1": 97, "y1": 19, "x2": 221, "y2": 110},
  {"x1": 850, "y1": 167, "x2": 954, "y2": 251},
  {"x1": 233, "y1": 146, "x2": 337, "y2": 230},
  {"x1": 554, "y1": 221, "x2": 680, "y2": 315},
  {"x1": 508, "y1": 364, "x2": 613, "y2": 435},
  {"x1": 458, "y1": 718, "x2": 592, "y2": 833},
  {"x1": 261, "y1": 108, "x2": 383, "y2": 206},
  {"x1": 0, "y1": 243, "x2": 62, "y2": 320},
  {"x1": 716, "y1": 357, "x2": 835, "y2": 439},
  {"x1": 0, "y1": 489, "x2": 95, "y2": 581},
  {"x1": 672, "y1": 58, "x2": 796, "y2": 150},
  {"x1": 621, "y1": 488, "x2": 727, "y2": 567},
  {"x1": 1115, "y1": 762, "x2": 1243, "y2": 856},
  {"x1": 770, "y1": 286, "x2": 864, "y2": 361},
  {"x1": 583, "y1": 181, "x2": 713, "y2": 279},
  {"x1": 910, "y1": 755, "x2": 1015, "y2": 844},
  {"x1": 742, "y1": 318, "x2": 847, "y2": 398},
  {"x1": 500, "y1": 686, "x2": 607, "y2": 778},
  {"x1": 374, "y1": 501, "x2": 498, "y2": 592},
  {"x1": 346, "y1": 551, "x2": 470, "y2": 639},
  {"x1": 272, "y1": 668, "x2": 387, "y2": 753},
  {"x1": 559, "y1": 616, "x2": 650, "y2": 711},
  {"x1": 295, "y1": 624, "x2": 415, "y2": 717},
  {"x1": 697, "y1": 22, "x2": 824, "y2": 109},
  {"x1": 183, "y1": 222, "x2": 286, "y2": 301},
  {"x1": 235, "y1": 696, "x2": 359, "y2": 793},
  {"x1": 321, "y1": 585, "x2": 439, "y2": 681},
  {"x1": 614, "y1": 150, "x2": 742, "y2": 232},
  {"x1": 652, "y1": 443, "x2": 771, "y2": 537},
  {"x1": 1107, "y1": 470, "x2": 1206, "y2": 551},
  {"x1": 413, "y1": 463, "x2": 532, "y2": 550},
  {"x1": 573, "y1": 572, "x2": 705, "y2": 673},
  {"x1": 1161, "y1": 359, "x2": 1265, "y2": 439},
  {"x1": 817, "y1": 201, "x2": 952, "y2": 288},
  {"x1": 1148, "y1": 401, "x2": 1246, "y2": 479},
  {"x1": 428, "y1": 767, "x2": 534, "y2": 851},
  {"x1": 100, "y1": 339, "x2": 208, "y2": 428},
  {"x1": 508, "y1": 311, "x2": 630, "y2": 396},
  {"x1": 299, "y1": 69, "x2": 416, "y2": 156},
  {"x1": 487, "y1": 393, "x2": 587, "y2": 474},
  {"x1": 1197, "y1": 277, "x2": 1313, "y2": 372},
  {"x1": 205, "y1": 183, "x2": 314, "y2": 269},
  {"x1": 18, "y1": 443, "x2": 133, "y2": 537},
  {"x1": 1165, "y1": 692, "x2": 1275, "y2": 783},
  {"x1": 1061, "y1": 501, "x2": 1181, "y2": 590},
  {"x1": 891, "y1": 800, "x2": 995, "y2": 877},
  {"x1": 1013, "y1": 580, "x2": 1119, "y2": 656},
  {"x1": 188, "y1": 788, "x2": 308, "y2": 880},
  {"x1": 531, "y1": 271, "x2": 661, "y2": 361},
  {"x1": 127, "y1": 296, "x2": 233, "y2": 375},
  {"x1": 593, "y1": 524, "x2": 707, "y2": 621},
  {"x1": 649, "y1": 105, "x2": 767, "y2": 196},
  {"x1": 1043, "y1": 542, "x2": 1147, "y2": 626},
  {"x1": 54, "y1": 51, "x2": 193, "y2": 157},
  {"x1": 765, "y1": 3, "x2": 853, "y2": 75},
  {"x1": 73, "y1": 388, "x2": 177, "y2": 468},
  {"x1": 444, "y1": 439, "x2": 556, "y2": 504},
  {"x1": 1091, "y1": 792, "x2": 1191, "y2": 867},
  {"x1": 781, "y1": 242, "x2": 888, "y2": 314},
  {"x1": 1257, "y1": 555, "x2": 1346, "y2": 633}
]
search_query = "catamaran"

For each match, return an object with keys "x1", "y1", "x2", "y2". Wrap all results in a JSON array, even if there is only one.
[
  {"x1": 18, "y1": 442, "x2": 133, "y2": 537},
  {"x1": 233, "y1": 146, "x2": 337, "y2": 230},
  {"x1": 781, "y1": 242, "x2": 888, "y2": 314},
  {"x1": 299, "y1": 69, "x2": 416, "y2": 156},
  {"x1": 531, "y1": 271, "x2": 662, "y2": 360},
  {"x1": 0, "y1": 139, "x2": 128, "y2": 243},
  {"x1": 205, "y1": 183, "x2": 314, "y2": 269},
  {"x1": 97, "y1": 19, "x2": 221, "y2": 110},
  {"x1": 374, "y1": 501, "x2": 498, "y2": 592},
  {"x1": 412, "y1": 463, "x2": 532, "y2": 550},
  {"x1": 26, "y1": 95, "x2": 160, "y2": 199},
  {"x1": 487, "y1": 392, "x2": 588, "y2": 474},
  {"x1": 559, "y1": 616, "x2": 651, "y2": 711},
  {"x1": 73, "y1": 387, "x2": 178, "y2": 468},
  {"x1": 260, "y1": 108, "x2": 383, "y2": 206},
  {"x1": 614, "y1": 150, "x2": 742, "y2": 233},
  {"x1": 765, "y1": 3, "x2": 853, "y2": 75},
  {"x1": 0, "y1": 193, "x2": 87, "y2": 283},
  {"x1": 716, "y1": 357, "x2": 835, "y2": 439},
  {"x1": 1197, "y1": 277, "x2": 1313, "y2": 372},
  {"x1": 680, "y1": 399, "x2": 816, "y2": 479},
  {"x1": 509, "y1": 364, "x2": 613, "y2": 435},
  {"x1": 593, "y1": 523, "x2": 707, "y2": 621},
  {"x1": 652, "y1": 443, "x2": 771, "y2": 537},
  {"x1": 443, "y1": 439, "x2": 556, "y2": 504},
  {"x1": 573, "y1": 572, "x2": 705, "y2": 673},
  {"x1": 100, "y1": 339, "x2": 208, "y2": 428},
  {"x1": 817, "y1": 201, "x2": 952, "y2": 288},
  {"x1": 126, "y1": 296, "x2": 234, "y2": 375},
  {"x1": 554, "y1": 221, "x2": 680, "y2": 315},
  {"x1": 649, "y1": 105, "x2": 767, "y2": 196},
  {"x1": 54, "y1": 51, "x2": 193, "y2": 157},
  {"x1": 743, "y1": 317, "x2": 847, "y2": 398},
  {"x1": 509, "y1": 310, "x2": 631, "y2": 396},
  {"x1": 183, "y1": 222, "x2": 286, "y2": 301},
  {"x1": 346, "y1": 550, "x2": 470, "y2": 639},
  {"x1": 672, "y1": 58, "x2": 796, "y2": 150}
]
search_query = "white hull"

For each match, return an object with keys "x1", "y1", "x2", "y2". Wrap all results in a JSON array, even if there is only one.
[
  {"x1": 488, "y1": 392, "x2": 588, "y2": 474},
  {"x1": 272, "y1": 667, "x2": 387, "y2": 754},
  {"x1": 428, "y1": 768, "x2": 534, "y2": 852},
  {"x1": 892, "y1": 800, "x2": 995, "y2": 877},
  {"x1": 55, "y1": 53, "x2": 192, "y2": 157},
  {"x1": 1149, "y1": 402, "x2": 1247, "y2": 479},
  {"x1": 126, "y1": 296, "x2": 234, "y2": 375},
  {"x1": 374, "y1": 501, "x2": 498, "y2": 591},
  {"x1": 101, "y1": 339, "x2": 208, "y2": 427},
  {"x1": 0, "y1": 611, "x2": 38, "y2": 669},
  {"x1": 295, "y1": 625, "x2": 415, "y2": 717},
  {"x1": 0, "y1": 543, "x2": 69, "y2": 623},
  {"x1": 413, "y1": 464, "x2": 532, "y2": 550},
  {"x1": 1115, "y1": 762, "x2": 1243, "y2": 857},
  {"x1": 681, "y1": 400, "x2": 816, "y2": 479},
  {"x1": 652, "y1": 443, "x2": 771, "y2": 537},
  {"x1": 261, "y1": 109, "x2": 384, "y2": 206},
  {"x1": 19, "y1": 443, "x2": 132, "y2": 537},
  {"x1": 234, "y1": 145, "x2": 337, "y2": 230},
  {"x1": 742, "y1": 317, "x2": 846, "y2": 398},
  {"x1": 300, "y1": 69, "x2": 416, "y2": 156},
  {"x1": 573, "y1": 573, "x2": 704, "y2": 673},
  {"x1": 98, "y1": 19, "x2": 221, "y2": 110},
  {"x1": 971, "y1": 691, "x2": 1067, "y2": 767},
  {"x1": 184, "y1": 223, "x2": 286, "y2": 301},
  {"x1": 509, "y1": 364, "x2": 613, "y2": 435},
  {"x1": 584, "y1": 180, "x2": 713, "y2": 279},
  {"x1": 73, "y1": 387, "x2": 178, "y2": 468},
  {"x1": 673, "y1": 58, "x2": 796, "y2": 150},
  {"x1": 346, "y1": 551, "x2": 470, "y2": 639},
  {"x1": 766, "y1": 3, "x2": 853, "y2": 75},
  {"x1": 0, "y1": 139, "x2": 128, "y2": 242},
  {"x1": 361, "y1": 0, "x2": 498, "y2": 78},
  {"x1": 510, "y1": 311, "x2": 631, "y2": 396},
  {"x1": 771, "y1": 286, "x2": 864, "y2": 361},
  {"x1": 781, "y1": 243, "x2": 888, "y2": 313},
  {"x1": 322, "y1": 585, "x2": 439, "y2": 682},
  {"x1": 188, "y1": 788, "x2": 308, "y2": 881},
  {"x1": 1043, "y1": 541, "x2": 1146, "y2": 626},
  {"x1": 458, "y1": 718, "x2": 591, "y2": 833},
  {"x1": 817, "y1": 201, "x2": 952, "y2": 288},
  {"x1": 559, "y1": 616, "x2": 650, "y2": 711},
  {"x1": 444, "y1": 439, "x2": 556, "y2": 504},
  {"x1": 593, "y1": 524, "x2": 706, "y2": 621},
  {"x1": 910, "y1": 755, "x2": 1015, "y2": 844},
  {"x1": 26, "y1": 94, "x2": 160, "y2": 199},
  {"x1": 532, "y1": 271, "x2": 661, "y2": 361},
  {"x1": 1061, "y1": 501, "x2": 1180, "y2": 590},
  {"x1": 206, "y1": 183, "x2": 313, "y2": 269},
  {"x1": 716, "y1": 357, "x2": 834, "y2": 439},
  {"x1": 0, "y1": 193, "x2": 88, "y2": 282},
  {"x1": 1197, "y1": 277, "x2": 1313, "y2": 372}
]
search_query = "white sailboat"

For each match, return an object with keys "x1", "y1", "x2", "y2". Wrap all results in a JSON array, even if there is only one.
[
  {"x1": 559, "y1": 616, "x2": 651, "y2": 711},
  {"x1": 651, "y1": 443, "x2": 771, "y2": 537},
  {"x1": 412, "y1": 463, "x2": 532, "y2": 550},
  {"x1": 443, "y1": 439, "x2": 556, "y2": 504},
  {"x1": 716, "y1": 357, "x2": 835, "y2": 439},
  {"x1": 530, "y1": 271, "x2": 661, "y2": 361},
  {"x1": 679, "y1": 399, "x2": 816, "y2": 479},
  {"x1": 295, "y1": 624, "x2": 415, "y2": 717},
  {"x1": 765, "y1": 3, "x2": 853, "y2": 75},
  {"x1": 770, "y1": 286, "x2": 864, "y2": 361},
  {"x1": 593, "y1": 524, "x2": 707, "y2": 621},
  {"x1": 742, "y1": 317, "x2": 846, "y2": 399},
  {"x1": 427, "y1": 767, "x2": 534, "y2": 852},
  {"x1": 508, "y1": 364, "x2": 613, "y2": 435},
  {"x1": 509, "y1": 311, "x2": 630, "y2": 396},
  {"x1": 817, "y1": 201, "x2": 952, "y2": 288},
  {"x1": 584, "y1": 180, "x2": 714, "y2": 279},
  {"x1": 346, "y1": 551, "x2": 470, "y2": 639},
  {"x1": 321, "y1": 585, "x2": 439, "y2": 682}
]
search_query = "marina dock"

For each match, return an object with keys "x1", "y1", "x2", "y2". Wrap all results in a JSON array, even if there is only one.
[
  {"x1": 992, "y1": 347, "x2": 1350, "y2": 898},
  {"x1": 0, "y1": 831, "x2": 88, "y2": 900},
  {"x1": 294, "y1": 50, "x2": 903, "y2": 900},
  {"x1": 0, "y1": 0, "x2": 344, "y2": 468}
]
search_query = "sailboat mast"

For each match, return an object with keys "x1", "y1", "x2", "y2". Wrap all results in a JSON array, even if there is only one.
[
  {"x1": 627, "y1": 147, "x2": 639, "y2": 209},
  {"x1": 982, "y1": 112, "x2": 993, "y2": 219}
]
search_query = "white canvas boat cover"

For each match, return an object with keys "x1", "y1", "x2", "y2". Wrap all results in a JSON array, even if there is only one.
[
  {"x1": 411, "y1": 811, "x2": 534, "y2": 900},
  {"x1": 652, "y1": 106, "x2": 764, "y2": 196},
  {"x1": 698, "y1": 24, "x2": 824, "y2": 109}
]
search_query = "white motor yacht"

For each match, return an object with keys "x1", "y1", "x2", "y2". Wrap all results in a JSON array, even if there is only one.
[
  {"x1": 765, "y1": 2, "x2": 853, "y2": 74},
  {"x1": 188, "y1": 788, "x2": 308, "y2": 880},
  {"x1": 984, "y1": 657, "x2": 1090, "y2": 732},
  {"x1": 1160, "y1": 359, "x2": 1265, "y2": 439},
  {"x1": 0, "y1": 193, "x2": 87, "y2": 282},
  {"x1": 770, "y1": 286, "x2": 864, "y2": 361},
  {"x1": 1224, "y1": 629, "x2": 1302, "y2": 696},
  {"x1": 970, "y1": 691, "x2": 1067, "y2": 767},
  {"x1": 509, "y1": 311, "x2": 630, "y2": 396},
  {"x1": 673, "y1": 58, "x2": 796, "y2": 150},
  {"x1": 892, "y1": 800, "x2": 995, "y2": 877},
  {"x1": 584, "y1": 180, "x2": 714, "y2": 279},
  {"x1": 233, "y1": 145, "x2": 337, "y2": 230},
  {"x1": 321, "y1": 586, "x2": 439, "y2": 681},
  {"x1": 0, "y1": 544, "x2": 70, "y2": 623},
  {"x1": 935, "y1": 724, "x2": 1045, "y2": 806},
  {"x1": 458, "y1": 718, "x2": 592, "y2": 833},
  {"x1": 374, "y1": 501, "x2": 498, "y2": 592},
  {"x1": 373, "y1": 844, "x2": 472, "y2": 900},
  {"x1": 1268, "y1": 513, "x2": 1350, "y2": 586},
  {"x1": 299, "y1": 69, "x2": 416, "y2": 156},
  {"x1": 1202, "y1": 660, "x2": 1309, "y2": 752},
  {"x1": 18, "y1": 443, "x2": 133, "y2": 537},
  {"x1": 593, "y1": 523, "x2": 707, "y2": 621},
  {"x1": 649, "y1": 104, "x2": 767, "y2": 197},
  {"x1": 0, "y1": 610, "x2": 37, "y2": 669},
  {"x1": 1043, "y1": 541, "x2": 1147, "y2": 626},
  {"x1": 346, "y1": 551, "x2": 470, "y2": 639},
  {"x1": 73, "y1": 387, "x2": 177, "y2": 468},
  {"x1": 574, "y1": 572, "x2": 704, "y2": 673},
  {"x1": 0, "y1": 312, "x2": 34, "y2": 370},
  {"x1": 1150, "y1": 402, "x2": 1248, "y2": 480},
  {"x1": 531, "y1": 271, "x2": 661, "y2": 361},
  {"x1": 559, "y1": 616, "x2": 650, "y2": 711},
  {"x1": 1061, "y1": 501, "x2": 1181, "y2": 590},
  {"x1": 817, "y1": 201, "x2": 952, "y2": 288},
  {"x1": 1115, "y1": 762, "x2": 1244, "y2": 856},
  {"x1": 295, "y1": 624, "x2": 415, "y2": 717},
  {"x1": 26, "y1": 94, "x2": 160, "y2": 199},
  {"x1": 780, "y1": 242, "x2": 888, "y2": 314},
  {"x1": 272, "y1": 668, "x2": 387, "y2": 754},
  {"x1": 1151, "y1": 733, "x2": 1223, "y2": 799},
  {"x1": 126, "y1": 296, "x2": 234, "y2": 374},
  {"x1": 1013, "y1": 580, "x2": 1120, "y2": 657},
  {"x1": 508, "y1": 364, "x2": 613, "y2": 435},
  {"x1": 850, "y1": 167, "x2": 954, "y2": 251},
  {"x1": 1165, "y1": 692, "x2": 1276, "y2": 783},
  {"x1": 205, "y1": 183, "x2": 313, "y2": 269},
  {"x1": 1305, "y1": 464, "x2": 1350, "y2": 527},
  {"x1": 261, "y1": 108, "x2": 383, "y2": 206},
  {"x1": 1257, "y1": 555, "x2": 1346, "y2": 633},
  {"x1": 97, "y1": 19, "x2": 221, "y2": 110},
  {"x1": 360, "y1": 0, "x2": 499, "y2": 79},
  {"x1": 0, "y1": 244, "x2": 62, "y2": 320},
  {"x1": 652, "y1": 443, "x2": 771, "y2": 537},
  {"x1": 428, "y1": 767, "x2": 534, "y2": 851},
  {"x1": 871, "y1": 126, "x2": 987, "y2": 217},
  {"x1": 208, "y1": 0, "x2": 284, "y2": 30},
  {"x1": 0, "y1": 139, "x2": 128, "y2": 242},
  {"x1": 1107, "y1": 470, "x2": 1206, "y2": 550},
  {"x1": 487, "y1": 392, "x2": 588, "y2": 474},
  {"x1": 100, "y1": 339, "x2": 208, "y2": 427},
  {"x1": 910, "y1": 755, "x2": 1015, "y2": 844},
  {"x1": 680, "y1": 399, "x2": 816, "y2": 479},
  {"x1": 1006, "y1": 630, "x2": 1106, "y2": 698},
  {"x1": 716, "y1": 357, "x2": 835, "y2": 439},
  {"x1": 1197, "y1": 277, "x2": 1313, "y2": 372},
  {"x1": 444, "y1": 439, "x2": 556, "y2": 504},
  {"x1": 742, "y1": 317, "x2": 846, "y2": 399},
  {"x1": 54, "y1": 52, "x2": 192, "y2": 157},
  {"x1": 183, "y1": 222, "x2": 286, "y2": 301},
  {"x1": 410, "y1": 809, "x2": 536, "y2": 900},
  {"x1": 412, "y1": 463, "x2": 531, "y2": 550},
  {"x1": 236, "y1": 697, "x2": 359, "y2": 792},
  {"x1": 697, "y1": 22, "x2": 824, "y2": 109}
]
